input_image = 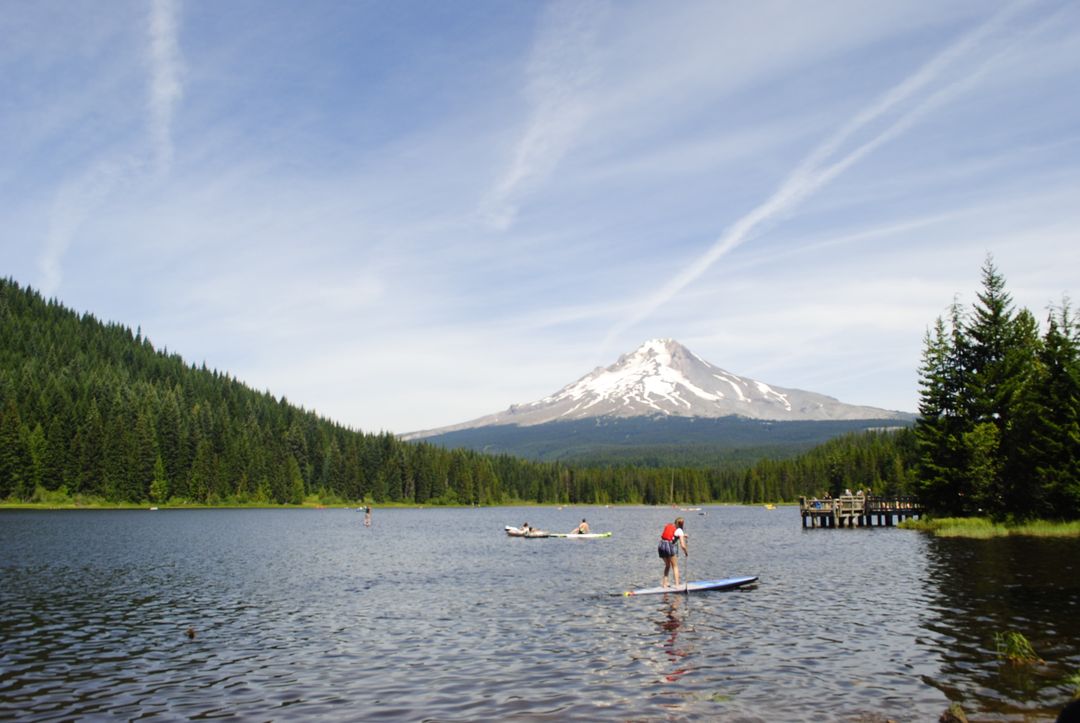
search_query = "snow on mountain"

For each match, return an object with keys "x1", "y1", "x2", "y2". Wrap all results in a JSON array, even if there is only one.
[{"x1": 404, "y1": 338, "x2": 911, "y2": 439}]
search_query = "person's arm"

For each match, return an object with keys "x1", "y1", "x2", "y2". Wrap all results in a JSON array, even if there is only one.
[{"x1": 679, "y1": 532, "x2": 688, "y2": 555}]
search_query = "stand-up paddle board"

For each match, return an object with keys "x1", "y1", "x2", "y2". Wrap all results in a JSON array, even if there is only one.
[{"x1": 620, "y1": 575, "x2": 758, "y2": 596}]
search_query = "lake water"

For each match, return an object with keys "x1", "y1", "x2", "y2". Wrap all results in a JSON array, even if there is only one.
[{"x1": 1, "y1": 506, "x2": 1078, "y2": 721}]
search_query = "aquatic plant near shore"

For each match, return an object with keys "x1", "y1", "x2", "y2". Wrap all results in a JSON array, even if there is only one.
[
  {"x1": 994, "y1": 631, "x2": 1042, "y2": 664},
  {"x1": 1066, "y1": 671, "x2": 1080, "y2": 699}
]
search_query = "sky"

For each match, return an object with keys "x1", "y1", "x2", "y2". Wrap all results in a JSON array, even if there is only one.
[{"x1": 3, "y1": 0, "x2": 1079, "y2": 434}]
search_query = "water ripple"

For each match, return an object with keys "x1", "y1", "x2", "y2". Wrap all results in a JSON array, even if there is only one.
[{"x1": 2, "y1": 507, "x2": 1079, "y2": 721}]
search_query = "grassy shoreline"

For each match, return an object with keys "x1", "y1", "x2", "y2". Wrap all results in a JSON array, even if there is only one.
[{"x1": 900, "y1": 516, "x2": 1080, "y2": 538}]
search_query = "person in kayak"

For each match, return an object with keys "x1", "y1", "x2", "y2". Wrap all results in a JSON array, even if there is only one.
[
  {"x1": 571, "y1": 519, "x2": 590, "y2": 534},
  {"x1": 658, "y1": 517, "x2": 688, "y2": 588}
]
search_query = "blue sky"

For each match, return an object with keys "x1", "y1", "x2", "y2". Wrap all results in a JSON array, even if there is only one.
[{"x1": 3, "y1": 0, "x2": 1079, "y2": 434}]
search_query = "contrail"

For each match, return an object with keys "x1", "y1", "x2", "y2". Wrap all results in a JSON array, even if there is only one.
[
  {"x1": 480, "y1": 0, "x2": 607, "y2": 231},
  {"x1": 602, "y1": 0, "x2": 1035, "y2": 349},
  {"x1": 38, "y1": 1, "x2": 185, "y2": 293}
]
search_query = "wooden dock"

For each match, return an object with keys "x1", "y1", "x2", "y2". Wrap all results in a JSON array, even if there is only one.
[{"x1": 798, "y1": 495, "x2": 924, "y2": 528}]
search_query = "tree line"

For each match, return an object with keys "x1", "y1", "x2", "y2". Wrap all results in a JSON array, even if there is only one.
[
  {"x1": 0, "y1": 277, "x2": 919, "y2": 507},
  {"x1": 914, "y1": 257, "x2": 1080, "y2": 520},
  {"x1": 0, "y1": 276, "x2": 932, "y2": 508}
]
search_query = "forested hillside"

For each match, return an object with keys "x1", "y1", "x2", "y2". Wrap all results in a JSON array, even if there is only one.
[
  {"x1": 417, "y1": 415, "x2": 911, "y2": 465},
  {"x1": 0, "y1": 277, "x2": 917, "y2": 506}
]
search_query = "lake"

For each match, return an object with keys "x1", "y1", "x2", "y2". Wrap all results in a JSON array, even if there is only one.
[{"x1": 1, "y1": 506, "x2": 1078, "y2": 721}]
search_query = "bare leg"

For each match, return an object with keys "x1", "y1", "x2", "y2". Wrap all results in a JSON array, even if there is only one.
[
  {"x1": 672, "y1": 558, "x2": 680, "y2": 587},
  {"x1": 662, "y1": 557, "x2": 672, "y2": 588}
]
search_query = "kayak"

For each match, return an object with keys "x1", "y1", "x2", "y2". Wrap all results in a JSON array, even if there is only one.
[
  {"x1": 505, "y1": 526, "x2": 551, "y2": 538},
  {"x1": 620, "y1": 575, "x2": 758, "y2": 596}
]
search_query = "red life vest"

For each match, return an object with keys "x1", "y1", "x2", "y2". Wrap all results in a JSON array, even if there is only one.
[{"x1": 661, "y1": 523, "x2": 677, "y2": 542}]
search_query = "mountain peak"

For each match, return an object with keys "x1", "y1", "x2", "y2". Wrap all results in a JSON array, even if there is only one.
[
  {"x1": 623, "y1": 338, "x2": 687, "y2": 363},
  {"x1": 404, "y1": 339, "x2": 911, "y2": 438}
]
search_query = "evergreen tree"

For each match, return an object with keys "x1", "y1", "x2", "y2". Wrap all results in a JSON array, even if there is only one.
[
  {"x1": 75, "y1": 399, "x2": 106, "y2": 497},
  {"x1": 188, "y1": 438, "x2": 215, "y2": 502},
  {"x1": 287, "y1": 455, "x2": 305, "y2": 504},
  {"x1": 915, "y1": 309, "x2": 970, "y2": 514},
  {"x1": 1013, "y1": 304, "x2": 1080, "y2": 518},
  {"x1": 157, "y1": 389, "x2": 184, "y2": 488},
  {"x1": 150, "y1": 455, "x2": 169, "y2": 503},
  {"x1": 0, "y1": 399, "x2": 29, "y2": 499}
]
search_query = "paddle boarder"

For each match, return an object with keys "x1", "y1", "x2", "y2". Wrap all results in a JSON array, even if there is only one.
[
  {"x1": 571, "y1": 518, "x2": 590, "y2": 535},
  {"x1": 658, "y1": 517, "x2": 688, "y2": 588}
]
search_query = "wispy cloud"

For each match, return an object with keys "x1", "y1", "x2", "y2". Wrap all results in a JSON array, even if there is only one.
[
  {"x1": 40, "y1": 158, "x2": 135, "y2": 296},
  {"x1": 479, "y1": 0, "x2": 608, "y2": 230},
  {"x1": 147, "y1": 0, "x2": 183, "y2": 175},
  {"x1": 603, "y1": 0, "x2": 1038, "y2": 349},
  {"x1": 9, "y1": 2, "x2": 1080, "y2": 432}
]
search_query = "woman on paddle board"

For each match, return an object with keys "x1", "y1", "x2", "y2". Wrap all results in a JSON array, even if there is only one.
[{"x1": 658, "y1": 517, "x2": 688, "y2": 588}]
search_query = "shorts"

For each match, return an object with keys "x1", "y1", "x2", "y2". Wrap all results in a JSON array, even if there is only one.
[{"x1": 657, "y1": 539, "x2": 677, "y2": 558}]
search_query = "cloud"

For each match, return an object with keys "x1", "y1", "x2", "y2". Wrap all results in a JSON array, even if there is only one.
[
  {"x1": 36, "y1": 1, "x2": 185, "y2": 294},
  {"x1": 602, "y1": 0, "x2": 1040, "y2": 349},
  {"x1": 39, "y1": 158, "x2": 135, "y2": 296},
  {"x1": 147, "y1": 0, "x2": 184, "y2": 175},
  {"x1": 479, "y1": 0, "x2": 608, "y2": 230}
]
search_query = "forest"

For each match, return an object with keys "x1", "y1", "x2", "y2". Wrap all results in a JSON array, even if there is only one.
[
  {"x1": 3, "y1": 258, "x2": 1077, "y2": 518},
  {"x1": 0, "y1": 277, "x2": 915, "y2": 507}
]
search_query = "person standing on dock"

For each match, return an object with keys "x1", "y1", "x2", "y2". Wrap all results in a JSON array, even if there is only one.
[{"x1": 658, "y1": 517, "x2": 688, "y2": 588}]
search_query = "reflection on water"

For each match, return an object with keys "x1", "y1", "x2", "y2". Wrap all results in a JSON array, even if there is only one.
[
  {"x1": 1, "y1": 507, "x2": 1078, "y2": 721},
  {"x1": 656, "y1": 594, "x2": 691, "y2": 683},
  {"x1": 922, "y1": 536, "x2": 1080, "y2": 720}
]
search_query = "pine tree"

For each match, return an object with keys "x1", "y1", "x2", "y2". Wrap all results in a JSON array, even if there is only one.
[
  {"x1": 0, "y1": 399, "x2": 28, "y2": 499},
  {"x1": 150, "y1": 455, "x2": 169, "y2": 503},
  {"x1": 287, "y1": 455, "x2": 305, "y2": 505},
  {"x1": 915, "y1": 314, "x2": 969, "y2": 514},
  {"x1": 75, "y1": 399, "x2": 106, "y2": 497},
  {"x1": 1013, "y1": 304, "x2": 1080, "y2": 518},
  {"x1": 961, "y1": 257, "x2": 1037, "y2": 517}
]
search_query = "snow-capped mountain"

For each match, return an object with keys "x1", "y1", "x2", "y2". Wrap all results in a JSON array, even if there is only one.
[{"x1": 405, "y1": 338, "x2": 911, "y2": 439}]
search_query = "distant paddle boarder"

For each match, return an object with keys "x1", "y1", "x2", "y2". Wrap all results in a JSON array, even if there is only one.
[
  {"x1": 364, "y1": 506, "x2": 372, "y2": 527},
  {"x1": 571, "y1": 518, "x2": 590, "y2": 535},
  {"x1": 658, "y1": 517, "x2": 688, "y2": 588}
]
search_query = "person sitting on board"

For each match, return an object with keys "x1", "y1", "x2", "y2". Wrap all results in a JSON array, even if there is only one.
[
  {"x1": 520, "y1": 522, "x2": 531, "y2": 535},
  {"x1": 572, "y1": 518, "x2": 590, "y2": 534},
  {"x1": 658, "y1": 517, "x2": 688, "y2": 588}
]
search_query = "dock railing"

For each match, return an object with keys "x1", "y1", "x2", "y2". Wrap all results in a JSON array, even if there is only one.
[{"x1": 798, "y1": 494, "x2": 924, "y2": 528}]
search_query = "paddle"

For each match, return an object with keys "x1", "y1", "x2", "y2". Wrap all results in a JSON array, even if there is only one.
[{"x1": 682, "y1": 545, "x2": 689, "y2": 600}]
